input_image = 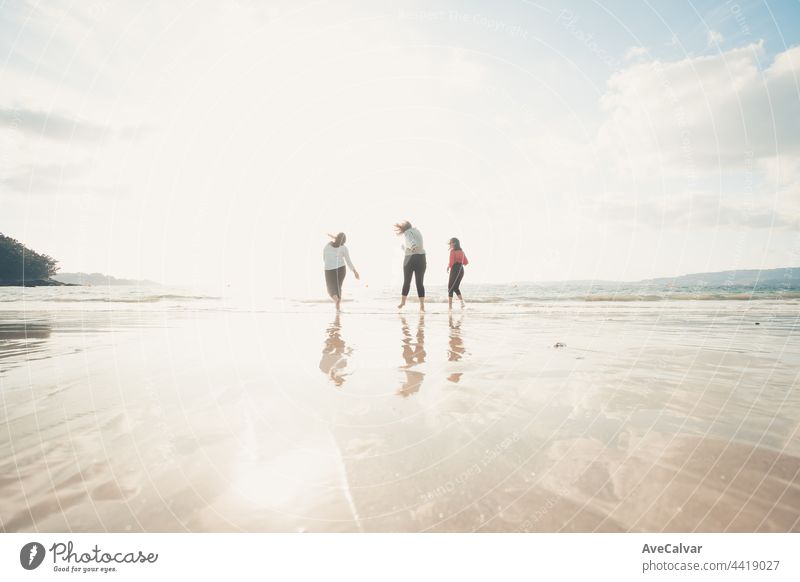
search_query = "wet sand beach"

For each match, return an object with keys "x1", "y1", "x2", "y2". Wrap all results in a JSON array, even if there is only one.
[{"x1": 1, "y1": 293, "x2": 799, "y2": 532}]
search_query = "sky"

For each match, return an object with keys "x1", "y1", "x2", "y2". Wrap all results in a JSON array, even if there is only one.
[{"x1": 1, "y1": 0, "x2": 799, "y2": 296}]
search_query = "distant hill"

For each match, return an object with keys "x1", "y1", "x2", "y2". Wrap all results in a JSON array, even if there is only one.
[
  {"x1": 641, "y1": 267, "x2": 799, "y2": 288},
  {"x1": 52, "y1": 272, "x2": 159, "y2": 286}
]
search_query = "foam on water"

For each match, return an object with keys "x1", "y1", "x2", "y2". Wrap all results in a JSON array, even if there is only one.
[{"x1": 2, "y1": 280, "x2": 799, "y2": 312}]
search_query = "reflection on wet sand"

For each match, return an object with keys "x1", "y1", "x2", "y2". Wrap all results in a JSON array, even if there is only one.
[
  {"x1": 0, "y1": 322, "x2": 52, "y2": 340},
  {"x1": 0, "y1": 321, "x2": 53, "y2": 375},
  {"x1": 513, "y1": 434, "x2": 800, "y2": 532},
  {"x1": 2, "y1": 305, "x2": 799, "y2": 532},
  {"x1": 447, "y1": 313, "x2": 466, "y2": 383},
  {"x1": 398, "y1": 314, "x2": 425, "y2": 397},
  {"x1": 318, "y1": 314, "x2": 351, "y2": 387}
]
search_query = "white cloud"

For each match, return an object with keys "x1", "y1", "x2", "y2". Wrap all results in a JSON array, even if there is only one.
[
  {"x1": 707, "y1": 29, "x2": 724, "y2": 48},
  {"x1": 596, "y1": 191, "x2": 799, "y2": 231},
  {"x1": 0, "y1": 107, "x2": 111, "y2": 143},
  {"x1": 597, "y1": 42, "x2": 800, "y2": 170},
  {"x1": 625, "y1": 46, "x2": 648, "y2": 61}
]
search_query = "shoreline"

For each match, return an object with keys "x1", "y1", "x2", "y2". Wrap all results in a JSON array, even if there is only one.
[{"x1": 0, "y1": 279, "x2": 79, "y2": 287}]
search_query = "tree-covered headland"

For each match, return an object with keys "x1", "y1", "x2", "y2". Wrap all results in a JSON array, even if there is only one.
[{"x1": 0, "y1": 232, "x2": 61, "y2": 284}]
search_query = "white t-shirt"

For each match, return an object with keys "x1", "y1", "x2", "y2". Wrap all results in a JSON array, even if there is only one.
[
  {"x1": 402, "y1": 227, "x2": 425, "y2": 255},
  {"x1": 323, "y1": 243, "x2": 355, "y2": 271}
]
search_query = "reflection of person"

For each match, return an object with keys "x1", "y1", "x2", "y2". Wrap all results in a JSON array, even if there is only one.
[
  {"x1": 394, "y1": 220, "x2": 426, "y2": 311},
  {"x1": 447, "y1": 313, "x2": 465, "y2": 383},
  {"x1": 319, "y1": 314, "x2": 351, "y2": 387},
  {"x1": 398, "y1": 314, "x2": 426, "y2": 397},
  {"x1": 448, "y1": 313, "x2": 465, "y2": 362},
  {"x1": 446, "y1": 237, "x2": 468, "y2": 310},
  {"x1": 323, "y1": 232, "x2": 360, "y2": 312}
]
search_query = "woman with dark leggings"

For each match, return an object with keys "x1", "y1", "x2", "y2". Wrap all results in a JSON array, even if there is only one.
[
  {"x1": 447, "y1": 237, "x2": 468, "y2": 310},
  {"x1": 394, "y1": 220, "x2": 426, "y2": 311},
  {"x1": 323, "y1": 232, "x2": 359, "y2": 312}
]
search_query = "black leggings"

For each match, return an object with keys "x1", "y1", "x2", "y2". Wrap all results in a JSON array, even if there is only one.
[
  {"x1": 402, "y1": 254, "x2": 426, "y2": 297},
  {"x1": 325, "y1": 266, "x2": 346, "y2": 298},
  {"x1": 448, "y1": 263, "x2": 465, "y2": 297}
]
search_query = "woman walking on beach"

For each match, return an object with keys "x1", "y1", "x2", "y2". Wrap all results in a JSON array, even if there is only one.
[
  {"x1": 447, "y1": 237, "x2": 468, "y2": 310},
  {"x1": 395, "y1": 220, "x2": 426, "y2": 311},
  {"x1": 323, "y1": 232, "x2": 359, "y2": 312}
]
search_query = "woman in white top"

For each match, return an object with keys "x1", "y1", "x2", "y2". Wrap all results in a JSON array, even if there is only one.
[
  {"x1": 323, "y1": 232, "x2": 359, "y2": 312},
  {"x1": 394, "y1": 220, "x2": 426, "y2": 311}
]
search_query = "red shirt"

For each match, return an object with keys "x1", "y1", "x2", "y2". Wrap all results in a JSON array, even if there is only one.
[{"x1": 448, "y1": 249, "x2": 469, "y2": 269}]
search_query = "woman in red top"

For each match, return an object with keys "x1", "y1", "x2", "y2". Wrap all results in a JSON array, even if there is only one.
[{"x1": 446, "y1": 237, "x2": 469, "y2": 310}]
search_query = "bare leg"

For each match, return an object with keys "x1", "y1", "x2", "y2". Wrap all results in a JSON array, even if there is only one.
[
  {"x1": 458, "y1": 293, "x2": 465, "y2": 309},
  {"x1": 419, "y1": 297, "x2": 425, "y2": 312},
  {"x1": 400, "y1": 260, "x2": 413, "y2": 308},
  {"x1": 333, "y1": 294, "x2": 341, "y2": 312},
  {"x1": 448, "y1": 296, "x2": 453, "y2": 310}
]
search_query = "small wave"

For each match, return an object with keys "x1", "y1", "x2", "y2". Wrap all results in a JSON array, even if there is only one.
[
  {"x1": 48, "y1": 294, "x2": 219, "y2": 303},
  {"x1": 667, "y1": 292, "x2": 756, "y2": 301},
  {"x1": 441, "y1": 297, "x2": 508, "y2": 304},
  {"x1": 400, "y1": 293, "x2": 798, "y2": 303},
  {"x1": 577, "y1": 292, "x2": 800, "y2": 302},
  {"x1": 156, "y1": 294, "x2": 220, "y2": 301},
  {"x1": 580, "y1": 294, "x2": 664, "y2": 302},
  {"x1": 474, "y1": 291, "x2": 800, "y2": 302}
]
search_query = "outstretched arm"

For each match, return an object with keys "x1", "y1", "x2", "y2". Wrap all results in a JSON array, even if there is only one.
[{"x1": 344, "y1": 247, "x2": 360, "y2": 279}]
